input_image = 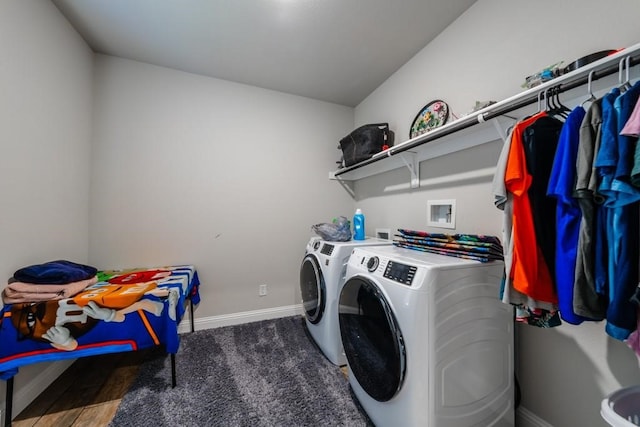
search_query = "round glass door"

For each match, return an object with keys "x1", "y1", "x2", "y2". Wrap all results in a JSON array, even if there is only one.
[
  {"x1": 339, "y1": 276, "x2": 405, "y2": 402},
  {"x1": 299, "y1": 255, "x2": 325, "y2": 324}
]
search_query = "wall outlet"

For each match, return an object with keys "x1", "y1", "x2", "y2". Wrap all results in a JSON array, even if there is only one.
[{"x1": 259, "y1": 284, "x2": 267, "y2": 296}]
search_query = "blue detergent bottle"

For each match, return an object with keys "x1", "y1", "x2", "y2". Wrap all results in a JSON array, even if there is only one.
[{"x1": 353, "y1": 208, "x2": 365, "y2": 240}]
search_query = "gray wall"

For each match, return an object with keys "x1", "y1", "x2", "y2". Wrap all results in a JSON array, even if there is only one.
[
  {"x1": 88, "y1": 55, "x2": 355, "y2": 319},
  {"x1": 353, "y1": 0, "x2": 640, "y2": 426},
  {"x1": 0, "y1": 0, "x2": 93, "y2": 418}
]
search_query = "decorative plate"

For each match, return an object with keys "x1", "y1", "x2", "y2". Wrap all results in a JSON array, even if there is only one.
[{"x1": 409, "y1": 100, "x2": 450, "y2": 139}]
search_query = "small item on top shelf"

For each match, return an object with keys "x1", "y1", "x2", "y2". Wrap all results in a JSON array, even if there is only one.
[
  {"x1": 409, "y1": 100, "x2": 450, "y2": 139},
  {"x1": 521, "y1": 61, "x2": 565, "y2": 89},
  {"x1": 521, "y1": 50, "x2": 619, "y2": 89},
  {"x1": 563, "y1": 49, "x2": 619, "y2": 74},
  {"x1": 338, "y1": 123, "x2": 394, "y2": 167},
  {"x1": 336, "y1": 147, "x2": 345, "y2": 169},
  {"x1": 466, "y1": 100, "x2": 497, "y2": 116}
]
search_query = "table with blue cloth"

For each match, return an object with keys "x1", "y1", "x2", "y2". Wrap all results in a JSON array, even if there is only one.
[{"x1": 0, "y1": 264, "x2": 200, "y2": 427}]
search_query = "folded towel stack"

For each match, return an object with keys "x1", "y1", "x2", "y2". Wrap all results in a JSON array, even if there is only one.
[
  {"x1": 2, "y1": 260, "x2": 98, "y2": 304},
  {"x1": 393, "y1": 229, "x2": 504, "y2": 263}
]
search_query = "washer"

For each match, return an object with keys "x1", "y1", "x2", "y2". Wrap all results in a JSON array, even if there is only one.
[
  {"x1": 339, "y1": 245, "x2": 514, "y2": 427},
  {"x1": 299, "y1": 236, "x2": 391, "y2": 366}
]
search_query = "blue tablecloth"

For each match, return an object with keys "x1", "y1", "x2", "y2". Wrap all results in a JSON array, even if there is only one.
[{"x1": 0, "y1": 265, "x2": 200, "y2": 380}]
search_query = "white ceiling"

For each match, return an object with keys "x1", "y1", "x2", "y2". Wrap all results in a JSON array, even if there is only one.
[{"x1": 52, "y1": 0, "x2": 476, "y2": 107}]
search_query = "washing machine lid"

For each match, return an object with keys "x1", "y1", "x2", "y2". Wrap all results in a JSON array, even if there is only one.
[
  {"x1": 339, "y1": 275, "x2": 405, "y2": 402},
  {"x1": 300, "y1": 254, "x2": 326, "y2": 324}
]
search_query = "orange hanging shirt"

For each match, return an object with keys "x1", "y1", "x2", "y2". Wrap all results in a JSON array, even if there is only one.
[{"x1": 505, "y1": 112, "x2": 558, "y2": 304}]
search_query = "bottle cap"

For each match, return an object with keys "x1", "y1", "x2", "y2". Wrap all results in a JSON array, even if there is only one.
[{"x1": 355, "y1": 208, "x2": 362, "y2": 214}]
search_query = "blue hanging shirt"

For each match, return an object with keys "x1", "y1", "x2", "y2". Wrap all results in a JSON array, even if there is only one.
[
  {"x1": 593, "y1": 89, "x2": 619, "y2": 296},
  {"x1": 611, "y1": 80, "x2": 640, "y2": 206},
  {"x1": 603, "y1": 83, "x2": 640, "y2": 340},
  {"x1": 547, "y1": 106, "x2": 589, "y2": 324}
]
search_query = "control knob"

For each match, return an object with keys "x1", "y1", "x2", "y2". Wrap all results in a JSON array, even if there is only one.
[{"x1": 367, "y1": 256, "x2": 379, "y2": 272}]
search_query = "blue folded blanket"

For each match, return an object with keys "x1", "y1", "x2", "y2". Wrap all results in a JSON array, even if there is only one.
[{"x1": 12, "y1": 260, "x2": 98, "y2": 285}]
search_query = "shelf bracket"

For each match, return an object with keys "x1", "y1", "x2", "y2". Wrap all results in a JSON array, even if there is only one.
[
  {"x1": 398, "y1": 152, "x2": 419, "y2": 188},
  {"x1": 491, "y1": 117, "x2": 510, "y2": 142},
  {"x1": 331, "y1": 174, "x2": 355, "y2": 198}
]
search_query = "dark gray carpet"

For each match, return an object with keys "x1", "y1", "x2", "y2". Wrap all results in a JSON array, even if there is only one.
[{"x1": 110, "y1": 316, "x2": 372, "y2": 426}]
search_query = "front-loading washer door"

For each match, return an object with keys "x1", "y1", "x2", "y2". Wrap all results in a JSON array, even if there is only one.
[
  {"x1": 339, "y1": 275, "x2": 406, "y2": 402},
  {"x1": 299, "y1": 255, "x2": 326, "y2": 324}
]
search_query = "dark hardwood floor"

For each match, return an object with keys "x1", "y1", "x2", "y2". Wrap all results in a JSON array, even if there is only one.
[{"x1": 11, "y1": 350, "x2": 149, "y2": 427}]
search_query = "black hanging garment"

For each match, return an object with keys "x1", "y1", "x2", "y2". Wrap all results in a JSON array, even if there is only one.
[{"x1": 522, "y1": 115, "x2": 564, "y2": 282}]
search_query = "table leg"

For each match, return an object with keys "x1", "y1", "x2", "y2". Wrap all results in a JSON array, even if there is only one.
[
  {"x1": 171, "y1": 353, "x2": 176, "y2": 388},
  {"x1": 189, "y1": 299, "x2": 195, "y2": 333},
  {"x1": 5, "y1": 377, "x2": 13, "y2": 427}
]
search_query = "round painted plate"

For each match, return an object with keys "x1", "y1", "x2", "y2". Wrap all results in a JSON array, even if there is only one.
[{"x1": 409, "y1": 100, "x2": 450, "y2": 139}]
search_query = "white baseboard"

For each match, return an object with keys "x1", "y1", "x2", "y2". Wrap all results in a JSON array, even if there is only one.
[
  {"x1": 1, "y1": 358, "x2": 75, "y2": 424},
  {"x1": 178, "y1": 304, "x2": 304, "y2": 333},
  {"x1": 517, "y1": 406, "x2": 554, "y2": 427}
]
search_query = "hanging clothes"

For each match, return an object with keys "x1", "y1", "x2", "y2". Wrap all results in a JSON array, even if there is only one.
[
  {"x1": 620, "y1": 94, "x2": 640, "y2": 137},
  {"x1": 611, "y1": 81, "x2": 640, "y2": 204},
  {"x1": 490, "y1": 62, "x2": 640, "y2": 337},
  {"x1": 492, "y1": 125, "x2": 560, "y2": 327},
  {"x1": 573, "y1": 99, "x2": 608, "y2": 320},
  {"x1": 626, "y1": 309, "x2": 640, "y2": 358},
  {"x1": 522, "y1": 114, "x2": 564, "y2": 282},
  {"x1": 593, "y1": 88, "x2": 619, "y2": 299},
  {"x1": 595, "y1": 82, "x2": 640, "y2": 340},
  {"x1": 547, "y1": 106, "x2": 590, "y2": 325},
  {"x1": 621, "y1": 97, "x2": 640, "y2": 185},
  {"x1": 504, "y1": 112, "x2": 558, "y2": 304}
]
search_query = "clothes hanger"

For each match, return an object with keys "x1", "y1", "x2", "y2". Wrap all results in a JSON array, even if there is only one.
[
  {"x1": 581, "y1": 70, "x2": 597, "y2": 108},
  {"x1": 536, "y1": 90, "x2": 545, "y2": 114},
  {"x1": 544, "y1": 88, "x2": 552, "y2": 113},
  {"x1": 541, "y1": 88, "x2": 552, "y2": 116},
  {"x1": 544, "y1": 86, "x2": 568, "y2": 119},
  {"x1": 545, "y1": 87, "x2": 558, "y2": 116},
  {"x1": 623, "y1": 56, "x2": 632, "y2": 90},
  {"x1": 552, "y1": 86, "x2": 570, "y2": 118},
  {"x1": 618, "y1": 56, "x2": 632, "y2": 92}
]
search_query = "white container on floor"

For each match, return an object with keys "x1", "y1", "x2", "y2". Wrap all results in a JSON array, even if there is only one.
[{"x1": 601, "y1": 385, "x2": 640, "y2": 426}]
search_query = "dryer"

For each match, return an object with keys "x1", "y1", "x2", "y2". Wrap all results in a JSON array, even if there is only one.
[
  {"x1": 299, "y1": 236, "x2": 391, "y2": 366},
  {"x1": 339, "y1": 245, "x2": 514, "y2": 427}
]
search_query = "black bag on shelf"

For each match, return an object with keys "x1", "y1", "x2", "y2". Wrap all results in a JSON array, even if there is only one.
[{"x1": 339, "y1": 123, "x2": 393, "y2": 167}]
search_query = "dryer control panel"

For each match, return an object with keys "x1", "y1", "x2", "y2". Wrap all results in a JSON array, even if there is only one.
[
  {"x1": 384, "y1": 261, "x2": 417, "y2": 286},
  {"x1": 320, "y1": 244, "x2": 335, "y2": 256}
]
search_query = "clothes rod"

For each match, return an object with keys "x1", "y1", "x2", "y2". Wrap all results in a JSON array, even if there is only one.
[{"x1": 335, "y1": 42, "x2": 640, "y2": 176}]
